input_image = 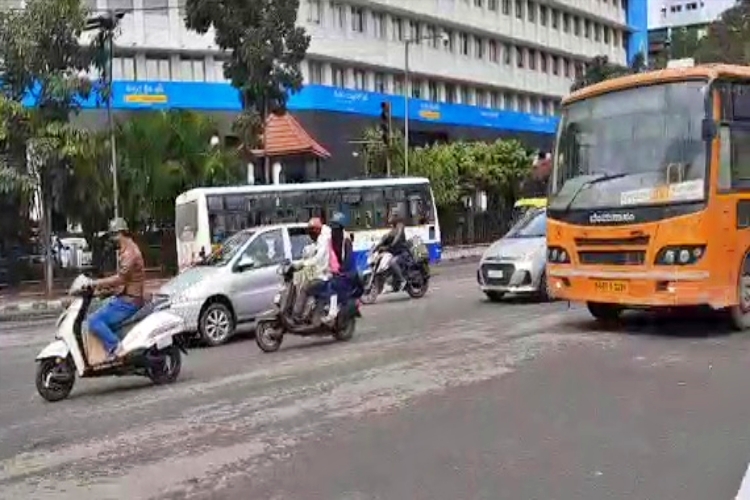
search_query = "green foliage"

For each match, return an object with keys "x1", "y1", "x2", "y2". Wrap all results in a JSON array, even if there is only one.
[
  {"x1": 570, "y1": 55, "x2": 636, "y2": 92},
  {"x1": 357, "y1": 127, "x2": 534, "y2": 208},
  {"x1": 184, "y1": 0, "x2": 311, "y2": 144},
  {"x1": 651, "y1": 27, "x2": 704, "y2": 69},
  {"x1": 85, "y1": 111, "x2": 245, "y2": 231},
  {"x1": 694, "y1": 2, "x2": 750, "y2": 64}
]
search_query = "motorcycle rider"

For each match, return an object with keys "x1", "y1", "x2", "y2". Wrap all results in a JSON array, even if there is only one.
[
  {"x1": 88, "y1": 218, "x2": 145, "y2": 361},
  {"x1": 330, "y1": 212, "x2": 361, "y2": 300},
  {"x1": 376, "y1": 208, "x2": 411, "y2": 291},
  {"x1": 292, "y1": 217, "x2": 339, "y2": 324}
]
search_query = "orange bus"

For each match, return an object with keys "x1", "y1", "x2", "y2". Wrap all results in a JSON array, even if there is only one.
[{"x1": 546, "y1": 64, "x2": 750, "y2": 330}]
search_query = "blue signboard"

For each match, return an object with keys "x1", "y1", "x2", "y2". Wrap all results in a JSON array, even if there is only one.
[{"x1": 22, "y1": 80, "x2": 559, "y2": 134}]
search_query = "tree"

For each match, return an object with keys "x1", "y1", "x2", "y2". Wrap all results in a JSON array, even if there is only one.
[
  {"x1": 695, "y1": 2, "x2": 750, "y2": 64},
  {"x1": 358, "y1": 126, "x2": 405, "y2": 177},
  {"x1": 0, "y1": 0, "x2": 100, "y2": 294},
  {"x1": 570, "y1": 53, "x2": 646, "y2": 92},
  {"x1": 184, "y1": 0, "x2": 311, "y2": 166}
]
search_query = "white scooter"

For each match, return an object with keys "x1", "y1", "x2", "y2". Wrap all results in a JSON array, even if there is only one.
[{"x1": 35, "y1": 275, "x2": 188, "y2": 402}]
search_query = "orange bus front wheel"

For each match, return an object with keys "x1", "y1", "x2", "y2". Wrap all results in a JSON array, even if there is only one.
[
  {"x1": 586, "y1": 302, "x2": 623, "y2": 323},
  {"x1": 728, "y1": 260, "x2": 750, "y2": 331}
]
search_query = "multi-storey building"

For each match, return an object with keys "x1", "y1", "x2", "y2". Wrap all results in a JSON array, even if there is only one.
[
  {"x1": 79, "y1": 0, "x2": 647, "y2": 180},
  {"x1": 647, "y1": 0, "x2": 733, "y2": 62}
]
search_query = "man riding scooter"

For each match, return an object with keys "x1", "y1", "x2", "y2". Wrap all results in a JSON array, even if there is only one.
[
  {"x1": 375, "y1": 209, "x2": 412, "y2": 292},
  {"x1": 88, "y1": 218, "x2": 145, "y2": 361},
  {"x1": 292, "y1": 217, "x2": 339, "y2": 325}
]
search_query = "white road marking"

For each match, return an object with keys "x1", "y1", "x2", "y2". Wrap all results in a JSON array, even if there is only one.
[{"x1": 735, "y1": 462, "x2": 750, "y2": 500}]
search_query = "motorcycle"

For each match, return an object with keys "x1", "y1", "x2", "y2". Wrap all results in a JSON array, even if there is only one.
[
  {"x1": 34, "y1": 275, "x2": 188, "y2": 402},
  {"x1": 254, "y1": 261, "x2": 361, "y2": 353},
  {"x1": 360, "y1": 237, "x2": 430, "y2": 305}
]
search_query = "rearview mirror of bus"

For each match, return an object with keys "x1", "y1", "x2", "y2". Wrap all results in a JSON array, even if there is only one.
[{"x1": 702, "y1": 119, "x2": 717, "y2": 140}]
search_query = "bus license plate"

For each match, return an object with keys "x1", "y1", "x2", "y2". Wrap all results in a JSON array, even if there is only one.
[
  {"x1": 593, "y1": 280, "x2": 628, "y2": 293},
  {"x1": 487, "y1": 270, "x2": 504, "y2": 278}
]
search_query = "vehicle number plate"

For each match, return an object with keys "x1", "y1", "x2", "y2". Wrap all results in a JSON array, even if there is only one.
[
  {"x1": 593, "y1": 280, "x2": 628, "y2": 293},
  {"x1": 487, "y1": 270, "x2": 504, "y2": 278}
]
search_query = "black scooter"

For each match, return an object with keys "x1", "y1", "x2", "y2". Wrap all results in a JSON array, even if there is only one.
[{"x1": 254, "y1": 261, "x2": 361, "y2": 353}]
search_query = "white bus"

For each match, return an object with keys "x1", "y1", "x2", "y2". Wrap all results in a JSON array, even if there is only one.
[{"x1": 174, "y1": 177, "x2": 441, "y2": 272}]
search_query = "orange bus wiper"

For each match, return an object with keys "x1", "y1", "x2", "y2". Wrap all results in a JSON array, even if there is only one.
[{"x1": 561, "y1": 173, "x2": 629, "y2": 214}]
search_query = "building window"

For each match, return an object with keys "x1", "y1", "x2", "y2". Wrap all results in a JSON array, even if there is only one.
[
  {"x1": 504, "y1": 44, "x2": 511, "y2": 64},
  {"x1": 539, "y1": 5, "x2": 547, "y2": 26},
  {"x1": 475, "y1": 89, "x2": 486, "y2": 107},
  {"x1": 461, "y1": 87, "x2": 471, "y2": 104},
  {"x1": 350, "y1": 6, "x2": 364, "y2": 32},
  {"x1": 331, "y1": 65, "x2": 345, "y2": 87},
  {"x1": 504, "y1": 92, "x2": 513, "y2": 110},
  {"x1": 460, "y1": 33, "x2": 469, "y2": 56},
  {"x1": 394, "y1": 75, "x2": 405, "y2": 95},
  {"x1": 516, "y1": 46, "x2": 524, "y2": 68},
  {"x1": 329, "y1": 2, "x2": 345, "y2": 29},
  {"x1": 474, "y1": 0, "x2": 482, "y2": 6},
  {"x1": 308, "y1": 61, "x2": 323, "y2": 84},
  {"x1": 489, "y1": 40, "x2": 498, "y2": 62},
  {"x1": 551, "y1": 55, "x2": 559, "y2": 75},
  {"x1": 604, "y1": 26, "x2": 611, "y2": 44},
  {"x1": 528, "y1": 49, "x2": 536, "y2": 70},
  {"x1": 374, "y1": 72, "x2": 386, "y2": 93},
  {"x1": 445, "y1": 84, "x2": 456, "y2": 103},
  {"x1": 584, "y1": 19, "x2": 591, "y2": 38},
  {"x1": 563, "y1": 59, "x2": 571, "y2": 78},
  {"x1": 527, "y1": 1, "x2": 535, "y2": 22},
  {"x1": 411, "y1": 79, "x2": 422, "y2": 99},
  {"x1": 409, "y1": 20, "x2": 421, "y2": 41},
  {"x1": 551, "y1": 9, "x2": 559, "y2": 29},
  {"x1": 392, "y1": 17, "x2": 404, "y2": 41},
  {"x1": 307, "y1": 0, "x2": 321, "y2": 24},
  {"x1": 488, "y1": 0, "x2": 497, "y2": 11},
  {"x1": 428, "y1": 81, "x2": 438, "y2": 101},
  {"x1": 594, "y1": 24, "x2": 601, "y2": 42},
  {"x1": 443, "y1": 30, "x2": 454, "y2": 52},
  {"x1": 474, "y1": 36, "x2": 484, "y2": 59},
  {"x1": 490, "y1": 91, "x2": 499, "y2": 109},
  {"x1": 562, "y1": 13, "x2": 570, "y2": 33},
  {"x1": 574, "y1": 17, "x2": 580, "y2": 36},
  {"x1": 373, "y1": 12, "x2": 386, "y2": 39},
  {"x1": 353, "y1": 69, "x2": 365, "y2": 90},
  {"x1": 145, "y1": 56, "x2": 170, "y2": 81},
  {"x1": 540, "y1": 53, "x2": 547, "y2": 73},
  {"x1": 515, "y1": 0, "x2": 522, "y2": 19},
  {"x1": 502, "y1": 0, "x2": 510, "y2": 15},
  {"x1": 113, "y1": 56, "x2": 136, "y2": 80}
]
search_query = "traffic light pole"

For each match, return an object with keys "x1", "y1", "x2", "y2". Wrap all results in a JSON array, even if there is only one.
[
  {"x1": 386, "y1": 109, "x2": 392, "y2": 177},
  {"x1": 403, "y1": 40, "x2": 410, "y2": 176}
]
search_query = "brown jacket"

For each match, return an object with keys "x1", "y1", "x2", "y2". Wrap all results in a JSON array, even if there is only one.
[{"x1": 117, "y1": 237, "x2": 145, "y2": 305}]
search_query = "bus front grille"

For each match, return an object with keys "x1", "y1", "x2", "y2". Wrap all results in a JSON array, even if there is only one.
[
  {"x1": 574, "y1": 236, "x2": 649, "y2": 246},
  {"x1": 578, "y1": 250, "x2": 646, "y2": 266}
]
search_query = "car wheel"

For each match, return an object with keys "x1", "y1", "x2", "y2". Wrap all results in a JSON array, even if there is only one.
[{"x1": 199, "y1": 302, "x2": 235, "y2": 347}]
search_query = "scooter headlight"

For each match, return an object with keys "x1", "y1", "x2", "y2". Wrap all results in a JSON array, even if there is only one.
[{"x1": 273, "y1": 293, "x2": 281, "y2": 305}]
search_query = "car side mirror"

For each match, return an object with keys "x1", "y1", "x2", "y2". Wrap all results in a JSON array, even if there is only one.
[
  {"x1": 702, "y1": 118, "x2": 717, "y2": 140},
  {"x1": 235, "y1": 255, "x2": 256, "y2": 272}
]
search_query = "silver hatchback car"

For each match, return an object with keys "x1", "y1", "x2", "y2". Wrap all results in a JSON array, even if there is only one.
[
  {"x1": 476, "y1": 208, "x2": 548, "y2": 302},
  {"x1": 157, "y1": 223, "x2": 312, "y2": 346}
]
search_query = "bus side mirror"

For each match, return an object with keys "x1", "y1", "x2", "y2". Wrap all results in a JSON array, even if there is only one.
[{"x1": 702, "y1": 119, "x2": 717, "y2": 140}]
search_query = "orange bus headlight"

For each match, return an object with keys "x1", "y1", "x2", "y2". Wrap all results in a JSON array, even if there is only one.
[
  {"x1": 654, "y1": 245, "x2": 705, "y2": 266},
  {"x1": 547, "y1": 246, "x2": 571, "y2": 263}
]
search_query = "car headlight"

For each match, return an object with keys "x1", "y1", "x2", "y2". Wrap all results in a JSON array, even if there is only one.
[
  {"x1": 655, "y1": 245, "x2": 705, "y2": 266},
  {"x1": 547, "y1": 246, "x2": 570, "y2": 263}
]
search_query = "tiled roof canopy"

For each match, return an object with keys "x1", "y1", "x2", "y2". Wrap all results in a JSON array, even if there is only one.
[{"x1": 250, "y1": 113, "x2": 330, "y2": 159}]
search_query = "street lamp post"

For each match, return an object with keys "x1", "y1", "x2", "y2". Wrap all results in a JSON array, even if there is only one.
[
  {"x1": 85, "y1": 10, "x2": 124, "y2": 224},
  {"x1": 402, "y1": 31, "x2": 449, "y2": 176}
]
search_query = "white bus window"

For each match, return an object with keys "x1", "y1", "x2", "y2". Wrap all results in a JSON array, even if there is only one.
[{"x1": 176, "y1": 201, "x2": 198, "y2": 241}]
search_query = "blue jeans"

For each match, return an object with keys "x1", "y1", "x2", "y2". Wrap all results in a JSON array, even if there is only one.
[{"x1": 87, "y1": 297, "x2": 140, "y2": 353}]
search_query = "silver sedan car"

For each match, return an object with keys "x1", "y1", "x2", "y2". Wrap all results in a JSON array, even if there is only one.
[{"x1": 476, "y1": 208, "x2": 548, "y2": 302}]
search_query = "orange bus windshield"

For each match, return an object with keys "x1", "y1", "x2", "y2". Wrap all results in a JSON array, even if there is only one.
[{"x1": 550, "y1": 80, "x2": 709, "y2": 212}]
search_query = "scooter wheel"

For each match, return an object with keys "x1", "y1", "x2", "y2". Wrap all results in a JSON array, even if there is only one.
[
  {"x1": 36, "y1": 357, "x2": 75, "y2": 402},
  {"x1": 147, "y1": 345, "x2": 182, "y2": 385},
  {"x1": 256, "y1": 320, "x2": 283, "y2": 353}
]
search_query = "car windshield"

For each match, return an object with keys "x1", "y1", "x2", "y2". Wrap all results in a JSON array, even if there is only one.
[
  {"x1": 200, "y1": 231, "x2": 254, "y2": 266},
  {"x1": 550, "y1": 80, "x2": 708, "y2": 211},
  {"x1": 506, "y1": 210, "x2": 547, "y2": 238}
]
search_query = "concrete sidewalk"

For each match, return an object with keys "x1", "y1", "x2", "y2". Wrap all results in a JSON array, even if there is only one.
[{"x1": 0, "y1": 244, "x2": 489, "y2": 322}]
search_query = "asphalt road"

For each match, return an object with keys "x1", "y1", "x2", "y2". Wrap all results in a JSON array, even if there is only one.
[{"x1": 2, "y1": 263, "x2": 750, "y2": 500}]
